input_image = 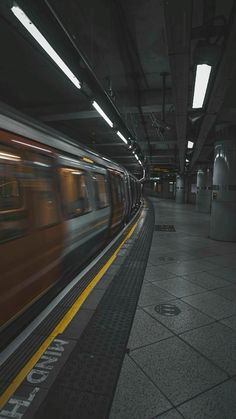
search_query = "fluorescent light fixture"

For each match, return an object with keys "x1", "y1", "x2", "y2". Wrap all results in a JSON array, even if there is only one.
[
  {"x1": 187, "y1": 141, "x2": 194, "y2": 149},
  {"x1": 71, "y1": 171, "x2": 83, "y2": 175},
  {"x1": 0, "y1": 151, "x2": 20, "y2": 161},
  {"x1": 134, "y1": 154, "x2": 139, "y2": 161},
  {"x1": 33, "y1": 161, "x2": 50, "y2": 167},
  {"x1": 12, "y1": 139, "x2": 52, "y2": 153},
  {"x1": 117, "y1": 131, "x2": 128, "y2": 144},
  {"x1": 82, "y1": 157, "x2": 94, "y2": 164},
  {"x1": 92, "y1": 101, "x2": 113, "y2": 128},
  {"x1": 11, "y1": 5, "x2": 81, "y2": 90},
  {"x1": 192, "y1": 64, "x2": 212, "y2": 108}
]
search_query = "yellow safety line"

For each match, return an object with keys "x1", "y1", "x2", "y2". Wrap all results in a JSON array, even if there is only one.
[{"x1": 0, "y1": 218, "x2": 139, "y2": 408}]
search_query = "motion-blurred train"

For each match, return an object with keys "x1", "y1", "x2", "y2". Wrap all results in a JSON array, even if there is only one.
[{"x1": 0, "y1": 104, "x2": 141, "y2": 331}]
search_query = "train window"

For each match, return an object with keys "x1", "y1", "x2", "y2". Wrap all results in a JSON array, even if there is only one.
[
  {"x1": 93, "y1": 173, "x2": 109, "y2": 209},
  {"x1": 33, "y1": 160, "x2": 59, "y2": 228},
  {"x1": 0, "y1": 176, "x2": 21, "y2": 211},
  {"x1": 0, "y1": 146, "x2": 26, "y2": 243},
  {"x1": 60, "y1": 168, "x2": 91, "y2": 218}
]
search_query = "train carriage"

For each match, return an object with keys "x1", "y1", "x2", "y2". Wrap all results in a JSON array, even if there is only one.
[{"x1": 0, "y1": 103, "x2": 141, "y2": 332}]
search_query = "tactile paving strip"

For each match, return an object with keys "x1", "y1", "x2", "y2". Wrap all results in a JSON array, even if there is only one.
[
  {"x1": 34, "y1": 201, "x2": 155, "y2": 419},
  {"x1": 0, "y1": 209, "x2": 141, "y2": 395}
]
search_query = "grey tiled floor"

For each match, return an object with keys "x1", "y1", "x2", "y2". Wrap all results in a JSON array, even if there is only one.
[{"x1": 110, "y1": 199, "x2": 236, "y2": 418}]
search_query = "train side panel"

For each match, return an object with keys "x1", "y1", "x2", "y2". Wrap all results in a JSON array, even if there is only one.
[{"x1": 0, "y1": 131, "x2": 64, "y2": 329}]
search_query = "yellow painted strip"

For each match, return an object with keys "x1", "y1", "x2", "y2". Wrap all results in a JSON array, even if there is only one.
[{"x1": 0, "y1": 218, "x2": 139, "y2": 409}]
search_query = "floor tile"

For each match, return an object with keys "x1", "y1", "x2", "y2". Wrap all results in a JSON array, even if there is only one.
[
  {"x1": 109, "y1": 356, "x2": 171, "y2": 419},
  {"x1": 138, "y1": 283, "x2": 175, "y2": 307},
  {"x1": 220, "y1": 315, "x2": 236, "y2": 331},
  {"x1": 178, "y1": 380, "x2": 236, "y2": 419},
  {"x1": 154, "y1": 408, "x2": 183, "y2": 418},
  {"x1": 182, "y1": 291, "x2": 236, "y2": 320},
  {"x1": 183, "y1": 271, "x2": 230, "y2": 290},
  {"x1": 213, "y1": 284, "x2": 236, "y2": 301},
  {"x1": 144, "y1": 265, "x2": 176, "y2": 282},
  {"x1": 128, "y1": 309, "x2": 173, "y2": 350},
  {"x1": 164, "y1": 261, "x2": 214, "y2": 276},
  {"x1": 144, "y1": 300, "x2": 214, "y2": 334},
  {"x1": 131, "y1": 337, "x2": 226, "y2": 405},
  {"x1": 154, "y1": 277, "x2": 205, "y2": 297},
  {"x1": 181, "y1": 322, "x2": 236, "y2": 375},
  {"x1": 207, "y1": 267, "x2": 236, "y2": 283}
]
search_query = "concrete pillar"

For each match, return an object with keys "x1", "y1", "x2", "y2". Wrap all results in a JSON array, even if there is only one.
[
  {"x1": 196, "y1": 169, "x2": 212, "y2": 213},
  {"x1": 175, "y1": 175, "x2": 185, "y2": 203},
  {"x1": 210, "y1": 137, "x2": 236, "y2": 241}
]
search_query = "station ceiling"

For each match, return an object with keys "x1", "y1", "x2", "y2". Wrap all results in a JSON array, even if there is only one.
[{"x1": 0, "y1": 0, "x2": 236, "y2": 177}]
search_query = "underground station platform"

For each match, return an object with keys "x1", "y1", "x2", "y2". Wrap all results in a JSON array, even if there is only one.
[{"x1": 1, "y1": 198, "x2": 236, "y2": 419}]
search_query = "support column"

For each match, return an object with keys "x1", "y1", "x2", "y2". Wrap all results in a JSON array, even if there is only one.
[
  {"x1": 210, "y1": 136, "x2": 236, "y2": 241},
  {"x1": 196, "y1": 169, "x2": 212, "y2": 213},
  {"x1": 175, "y1": 175, "x2": 185, "y2": 203}
]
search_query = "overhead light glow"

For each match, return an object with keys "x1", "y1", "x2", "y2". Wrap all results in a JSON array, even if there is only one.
[
  {"x1": 11, "y1": 5, "x2": 81, "y2": 90},
  {"x1": 134, "y1": 154, "x2": 139, "y2": 161},
  {"x1": 186, "y1": 158, "x2": 189, "y2": 163},
  {"x1": 187, "y1": 141, "x2": 194, "y2": 149},
  {"x1": 117, "y1": 131, "x2": 128, "y2": 144},
  {"x1": 0, "y1": 151, "x2": 20, "y2": 161},
  {"x1": 192, "y1": 64, "x2": 212, "y2": 109},
  {"x1": 71, "y1": 171, "x2": 83, "y2": 175},
  {"x1": 82, "y1": 157, "x2": 94, "y2": 164},
  {"x1": 92, "y1": 101, "x2": 113, "y2": 128},
  {"x1": 33, "y1": 161, "x2": 50, "y2": 167},
  {"x1": 12, "y1": 139, "x2": 52, "y2": 153}
]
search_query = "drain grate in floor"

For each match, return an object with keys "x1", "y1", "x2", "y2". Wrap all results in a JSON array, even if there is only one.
[
  {"x1": 155, "y1": 224, "x2": 176, "y2": 232},
  {"x1": 155, "y1": 303, "x2": 181, "y2": 316}
]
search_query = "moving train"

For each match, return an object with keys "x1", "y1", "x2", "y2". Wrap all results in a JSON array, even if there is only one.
[{"x1": 0, "y1": 103, "x2": 142, "y2": 332}]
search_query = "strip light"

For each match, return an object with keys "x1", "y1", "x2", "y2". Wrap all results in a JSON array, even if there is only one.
[
  {"x1": 92, "y1": 101, "x2": 113, "y2": 128},
  {"x1": 11, "y1": 5, "x2": 81, "y2": 89},
  {"x1": 187, "y1": 141, "x2": 194, "y2": 149},
  {"x1": 192, "y1": 64, "x2": 212, "y2": 108},
  {"x1": 12, "y1": 139, "x2": 52, "y2": 153},
  {"x1": 0, "y1": 151, "x2": 20, "y2": 161},
  {"x1": 134, "y1": 153, "x2": 142, "y2": 166},
  {"x1": 117, "y1": 131, "x2": 128, "y2": 144}
]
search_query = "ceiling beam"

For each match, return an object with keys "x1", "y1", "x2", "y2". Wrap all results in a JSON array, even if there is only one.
[
  {"x1": 115, "y1": 154, "x2": 175, "y2": 159},
  {"x1": 39, "y1": 104, "x2": 173, "y2": 122},
  {"x1": 88, "y1": 140, "x2": 177, "y2": 147}
]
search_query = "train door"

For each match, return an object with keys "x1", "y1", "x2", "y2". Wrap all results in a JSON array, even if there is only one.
[
  {"x1": 29, "y1": 152, "x2": 64, "y2": 295},
  {"x1": 0, "y1": 134, "x2": 63, "y2": 330},
  {"x1": 109, "y1": 170, "x2": 126, "y2": 233}
]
